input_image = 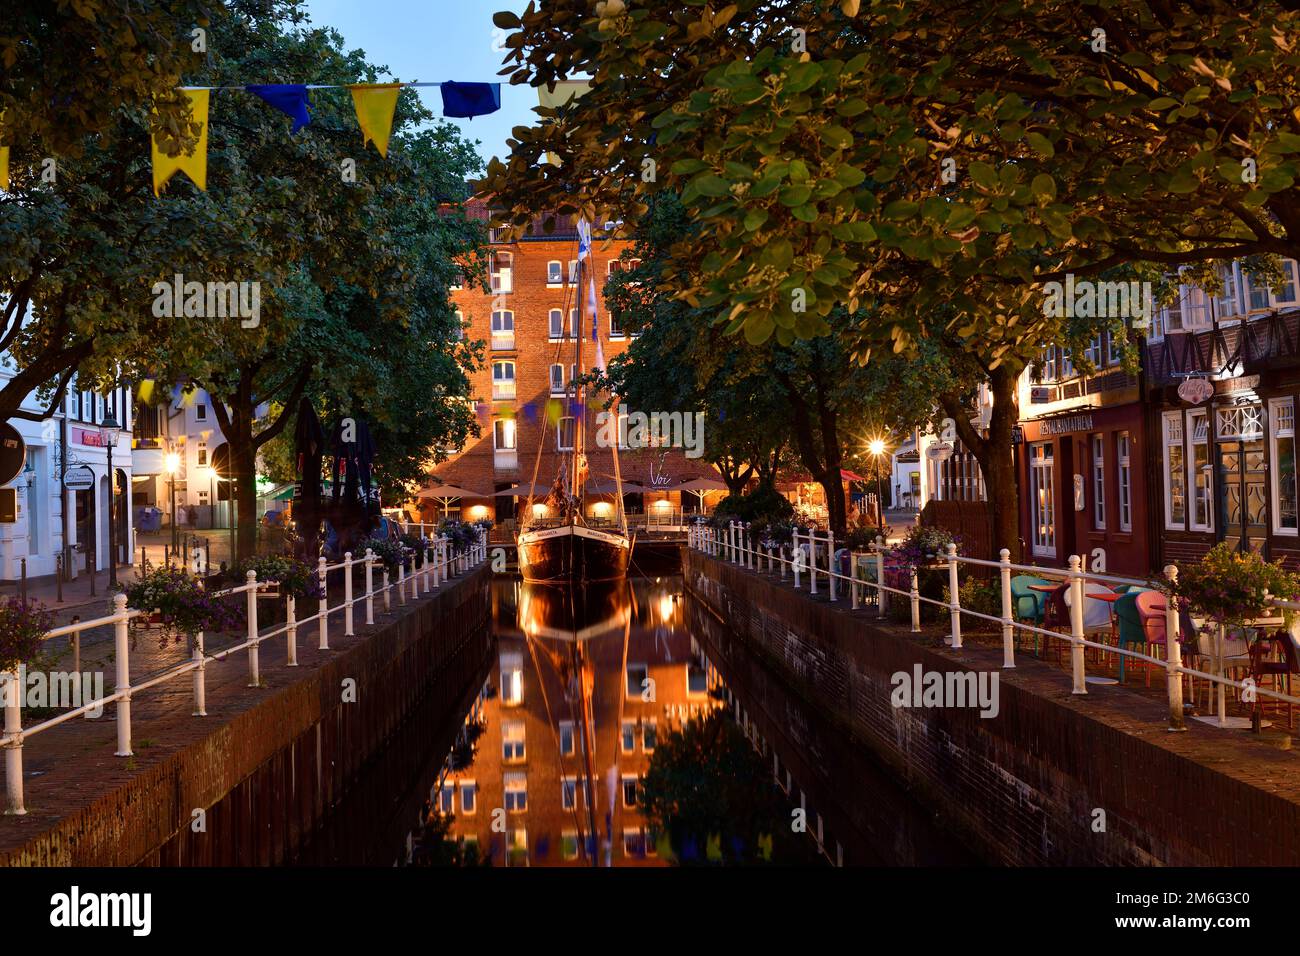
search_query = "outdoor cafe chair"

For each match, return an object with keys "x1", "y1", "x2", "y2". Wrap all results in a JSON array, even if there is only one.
[
  {"x1": 1248, "y1": 620, "x2": 1300, "y2": 730},
  {"x1": 1113, "y1": 588, "x2": 1150, "y2": 683},
  {"x1": 1010, "y1": 574, "x2": 1052, "y2": 655},
  {"x1": 1064, "y1": 583, "x2": 1119, "y2": 665},
  {"x1": 1192, "y1": 623, "x2": 1253, "y2": 712}
]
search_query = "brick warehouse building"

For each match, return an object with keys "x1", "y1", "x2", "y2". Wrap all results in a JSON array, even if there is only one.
[{"x1": 427, "y1": 198, "x2": 717, "y2": 527}]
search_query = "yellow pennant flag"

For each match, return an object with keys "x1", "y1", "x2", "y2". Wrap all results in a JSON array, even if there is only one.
[
  {"x1": 349, "y1": 84, "x2": 402, "y2": 157},
  {"x1": 538, "y1": 80, "x2": 590, "y2": 166},
  {"x1": 151, "y1": 89, "x2": 210, "y2": 196}
]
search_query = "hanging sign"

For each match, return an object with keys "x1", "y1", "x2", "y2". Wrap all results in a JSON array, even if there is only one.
[
  {"x1": 1177, "y1": 377, "x2": 1214, "y2": 405},
  {"x1": 63, "y1": 465, "x2": 95, "y2": 491},
  {"x1": 0, "y1": 423, "x2": 26, "y2": 485}
]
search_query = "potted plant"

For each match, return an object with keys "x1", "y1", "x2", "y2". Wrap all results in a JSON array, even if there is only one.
[
  {"x1": 122, "y1": 565, "x2": 244, "y2": 648},
  {"x1": 236, "y1": 553, "x2": 323, "y2": 600},
  {"x1": 0, "y1": 598, "x2": 54, "y2": 676},
  {"x1": 887, "y1": 526, "x2": 961, "y2": 623},
  {"x1": 364, "y1": 536, "x2": 406, "y2": 577},
  {"x1": 1170, "y1": 543, "x2": 1300, "y2": 636}
]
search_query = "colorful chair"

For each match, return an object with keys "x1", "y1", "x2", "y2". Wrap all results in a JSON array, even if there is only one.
[
  {"x1": 1009, "y1": 574, "x2": 1052, "y2": 655},
  {"x1": 1113, "y1": 588, "x2": 1150, "y2": 682}
]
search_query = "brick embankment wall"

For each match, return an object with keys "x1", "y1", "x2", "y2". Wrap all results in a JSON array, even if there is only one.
[
  {"x1": 1, "y1": 566, "x2": 492, "y2": 867},
  {"x1": 685, "y1": 550, "x2": 1300, "y2": 866}
]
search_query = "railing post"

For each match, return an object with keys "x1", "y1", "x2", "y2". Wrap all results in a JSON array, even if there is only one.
[
  {"x1": 909, "y1": 567, "x2": 920, "y2": 633},
  {"x1": 999, "y1": 548, "x2": 1015, "y2": 669},
  {"x1": 344, "y1": 551, "x2": 355, "y2": 636},
  {"x1": 192, "y1": 631, "x2": 207, "y2": 716},
  {"x1": 113, "y1": 593, "x2": 132, "y2": 756},
  {"x1": 792, "y1": 533, "x2": 802, "y2": 590},
  {"x1": 1164, "y1": 564, "x2": 1186, "y2": 731},
  {"x1": 286, "y1": 595, "x2": 298, "y2": 666},
  {"x1": 318, "y1": 556, "x2": 330, "y2": 651},
  {"x1": 398, "y1": 557, "x2": 407, "y2": 605},
  {"x1": 1069, "y1": 555, "x2": 1087, "y2": 695},
  {"x1": 827, "y1": 531, "x2": 836, "y2": 602},
  {"x1": 809, "y1": 535, "x2": 818, "y2": 596},
  {"x1": 851, "y1": 551, "x2": 861, "y2": 610},
  {"x1": 947, "y1": 543, "x2": 962, "y2": 650},
  {"x1": 384, "y1": 569, "x2": 392, "y2": 612},
  {"x1": 875, "y1": 537, "x2": 886, "y2": 619},
  {"x1": 3, "y1": 667, "x2": 25, "y2": 814},
  {"x1": 245, "y1": 569, "x2": 260, "y2": 687},
  {"x1": 364, "y1": 549, "x2": 376, "y2": 625}
]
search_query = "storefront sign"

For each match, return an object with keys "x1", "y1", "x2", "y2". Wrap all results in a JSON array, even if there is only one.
[
  {"x1": 73, "y1": 427, "x2": 105, "y2": 447},
  {"x1": 1177, "y1": 377, "x2": 1214, "y2": 405},
  {"x1": 63, "y1": 465, "x2": 95, "y2": 491},
  {"x1": 1041, "y1": 414, "x2": 1094, "y2": 436},
  {"x1": 925, "y1": 441, "x2": 954, "y2": 462}
]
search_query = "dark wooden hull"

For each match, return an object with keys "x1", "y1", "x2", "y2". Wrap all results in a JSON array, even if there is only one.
[{"x1": 516, "y1": 524, "x2": 631, "y2": 584}]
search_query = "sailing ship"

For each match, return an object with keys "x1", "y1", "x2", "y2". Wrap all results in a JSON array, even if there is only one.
[{"x1": 516, "y1": 218, "x2": 632, "y2": 583}]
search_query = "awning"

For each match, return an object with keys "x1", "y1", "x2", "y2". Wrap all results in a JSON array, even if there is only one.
[{"x1": 840, "y1": 469, "x2": 866, "y2": 482}]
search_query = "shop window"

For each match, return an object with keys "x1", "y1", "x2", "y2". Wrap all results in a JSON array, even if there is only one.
[
  {"x1": 1030, "y1": 442, "x2": 1056, "y2": 556},
  {"x1": 1091, "y1": 434, "x2": 1105, "y2": 530},
  {"x1": 1272, "y1": 398, "x2": 1298, "y2": 534},
  {"x1": 1188, "y1": 410, "x2": 1213, "y2": 532},
  {"x1": 1163, "y1": 413, "x2": 1186, "y2": 528},
  {"x1": 1117, "y1": 431, "x2": 1133, "y2": 532}
]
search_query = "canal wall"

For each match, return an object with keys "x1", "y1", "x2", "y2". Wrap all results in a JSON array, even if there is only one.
[
  {"x1": 1, "y1": 566, "x2": 492, "y2": 867},
  {"x1": 686, "y1": 550, "x2": 1300, "y2": 866}
]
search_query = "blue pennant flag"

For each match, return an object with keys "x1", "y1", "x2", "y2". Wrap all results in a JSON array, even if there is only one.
[
  {"x1": 521, "y1": 401, "x2": 538, "y2": 424},
  {"x1": 246, "y1": 84, "x2": 312, "y2": 132},
  {"x1": 440, "y1": 81, "x2": 501, "y2": 119}
]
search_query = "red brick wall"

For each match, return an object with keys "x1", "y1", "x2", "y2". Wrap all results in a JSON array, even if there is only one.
[{"x1": 429, "y1": 205, "x2": 716, "y2": 523}]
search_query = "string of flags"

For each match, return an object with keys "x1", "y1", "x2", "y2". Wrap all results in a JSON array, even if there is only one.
[
  {"x1": 0, "y1": 81, "x2": 500, "y2": 195},
  {"x1": 150, "y1": 81, "x2": 500, "y2": 195}
]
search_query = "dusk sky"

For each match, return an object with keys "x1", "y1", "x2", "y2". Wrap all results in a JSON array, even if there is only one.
[{"x1": 302, "y1": 0, "x2": 535, "y2": 173}]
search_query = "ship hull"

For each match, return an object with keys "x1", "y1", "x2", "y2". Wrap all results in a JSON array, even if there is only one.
[{"x1": 516, "y1": 524, "x2": 631, "y2": 584}]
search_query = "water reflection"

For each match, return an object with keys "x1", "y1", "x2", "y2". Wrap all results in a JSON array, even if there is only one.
[{"x1": 412, "y1": 576, "x2": 738, "y2": 866}]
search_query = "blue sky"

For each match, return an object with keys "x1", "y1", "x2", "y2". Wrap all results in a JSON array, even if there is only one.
[{"x1": 302, "y1": 0, "x2": 534, "y2": 172}]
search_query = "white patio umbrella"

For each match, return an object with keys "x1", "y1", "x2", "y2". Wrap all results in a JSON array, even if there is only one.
[
  {"x1": 669, "y1": 476, "x2": 730, "y2": 510},
  {"x1": 416, "y1": 483, "x2": 486, "y2": 515}
]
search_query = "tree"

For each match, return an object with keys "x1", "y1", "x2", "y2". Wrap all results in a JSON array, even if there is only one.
[
  {"x1": 482, "y1": 0, "x2": 1300, "y2": 558},
  {"x1": 133, "y1": 4, "x2": 484, "y2": 558},
  {"x1": 640, "y1": 709, "x2": 821, "y2": 866}
]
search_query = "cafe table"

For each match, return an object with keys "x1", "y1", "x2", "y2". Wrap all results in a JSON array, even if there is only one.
[
  {"x1": 1176, "y1": 610, "x2": 1280, "y2": 730},
  {"x1": 1027, "y1": 584, "x2": 1121, "y2": 685}
]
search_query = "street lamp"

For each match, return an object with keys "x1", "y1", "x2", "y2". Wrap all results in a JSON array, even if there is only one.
[
  {"x1": 165, "y1": 450, "x2": 180, "y2": 557},
  {"x1": 99, "y1": 413, "x2": 122, "y2": 587},
  {"x1": 867, "y1": 437, "x2": 887, "y2": 536}
]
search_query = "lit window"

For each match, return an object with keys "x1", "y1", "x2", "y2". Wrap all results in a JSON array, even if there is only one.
[
  {"x1": 561, "y1": 830, "x2": 579, "y2": 860},
  {"x1": 1163, "y1": 412, "x2": 1186, "y2": 528},
  {"x1": 1273, "y1": 399, "x2": 1298, "y2": 534},
  {"x1": 491, "y1": 310, "x2": 514, "y2": 349},
  {"x1": 504, "y1": 773, "x2": 527, "y2": 812},
  {"x1": 502, "y1": 720, "x2": 526, "y2": 762},
  {"x1": 490, "y1": 251, "x2": 513, "y2": 293},
  {"x1": 1030, "y1": 442, "x2": 1055, "y2": 556},
  {"x1": 1091, "y1": 434, "x2": 1105, "y2": 530},
  {"x1": 493, "y1": 419, "x2": 517, "y2": 452},
  {"x1": 500, "y1": 651, "x2": 523, "y2": 704},
  {"x1": 1188, "y1": 410, "x2": 1212, "y2": 532},
  {"x1": 507, "y1": 827, "x2": 528, "y2": 865},
  {"x1": 1117, "y1": 431, "x2": 1132, "y2": 532},
  {"x1": 557, "y1": 416, "x2": 576, "y2": 451}
]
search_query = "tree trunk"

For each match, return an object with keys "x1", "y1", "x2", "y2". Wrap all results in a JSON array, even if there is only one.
[
  {"x1": 233, "y1": 436, "x2": 258, "y2": 561},
  {"x1": 819, "y1": 472, "x2": 847, "y2": 536}
]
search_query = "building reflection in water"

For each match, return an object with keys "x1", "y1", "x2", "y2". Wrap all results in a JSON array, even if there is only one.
[{"x1": 431, "y1": 576, "x2": 722, "y2": 867}]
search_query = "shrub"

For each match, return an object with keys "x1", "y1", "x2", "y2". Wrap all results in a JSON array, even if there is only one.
[
  {"x1": 0, "y1": 598, "x2": 54, "y2": 673},
  {"x1": 236, "y1": 553, "x2": 322, "y2": 600},
  {"x1": 123, "y1": 566, "x2": 244, "y2": 647},
  {"x1": 1170, "y1": 542, "x2": 1300, "y2": 628}
]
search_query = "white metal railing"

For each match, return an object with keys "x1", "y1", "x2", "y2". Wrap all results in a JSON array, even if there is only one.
[
  {"x1": 687, "y1": 521, "x2": 1300, "y2": 736},
  {"x1": 0, "y1": 529, "x2": 488, "y2": 815}
]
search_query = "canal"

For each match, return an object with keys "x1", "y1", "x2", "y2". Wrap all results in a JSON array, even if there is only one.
[{"x1": 307, "y1": 560, "x2": 978, "y2": 866}]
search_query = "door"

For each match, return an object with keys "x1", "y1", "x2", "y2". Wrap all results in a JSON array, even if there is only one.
[
  {"x1": 1217, "y1": 439, "x2": 1268, "y2": 554},
  {"x1": 75, "y1": 486, "x2": 95, "y2": 572}
]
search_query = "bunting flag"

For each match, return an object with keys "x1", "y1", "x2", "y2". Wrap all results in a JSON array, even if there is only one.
[
  {"x1": 577, "y1": 218, "x2": 606, "y2": 374},
  {"x1": 349, "y1": 83, "x2": 402, "y2": 157},
  {"x1": 440, "y1": 81, "x2": 501, "y2": 119},
  {"x1": 538, "y1": 80, "x2": 590, "y2": 165},
  {"x1": 521, "y1": 401, "x2": 538, "y2": 424},
  {"x1": 151, "y1": 88, "x2": 210, "y2": 196},
  {"x1": 545, "y1": 398, "x2": 563, "y2": 425},
  {"x1": 247, "y1": 84, "x2": 312, "y2": 132}
]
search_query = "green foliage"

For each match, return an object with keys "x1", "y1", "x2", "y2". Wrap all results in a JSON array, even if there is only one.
[
  {"x1": 1170, "y1": 543, "x2": 1300, "y2": 628},
  {"x1": 123, "y1": 565, "x2": 244, "y2": 645},
  {"x1": 640, "y1": 709, "x2": 823, "y2": 866},
  {"x1": 236, "y1": 553, "x2": 321, "y2": 600},
  {"x1": 712, "y1": 484, "x2": 794, "y2": 527},
  {"x1": 0, "y1": 599, "x2": 54, "y2": 673},
  {"x1": 407, "y1": 811, "x2": 486, "y2": 868}
]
